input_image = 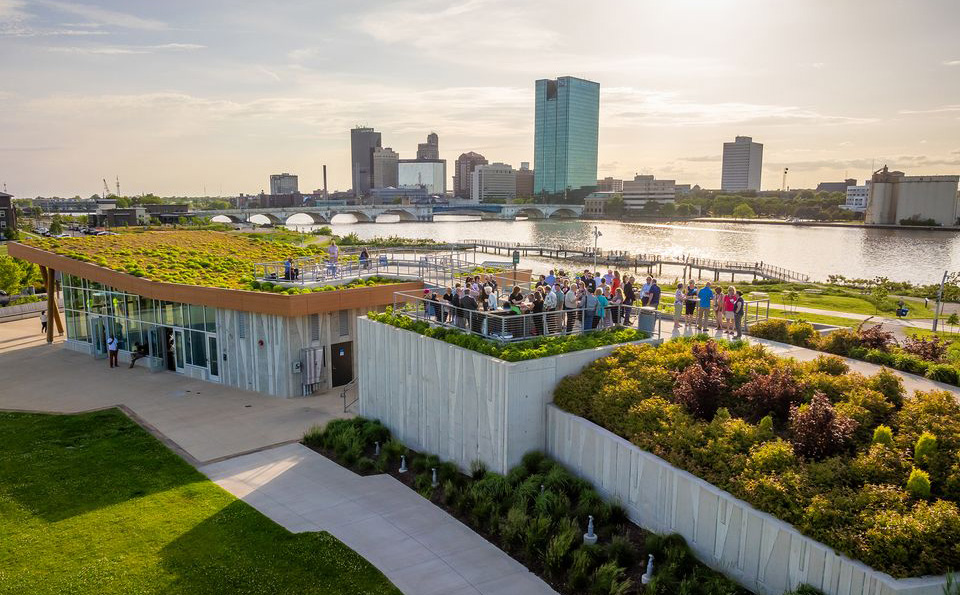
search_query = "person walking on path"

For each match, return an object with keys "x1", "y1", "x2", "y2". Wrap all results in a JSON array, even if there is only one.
[
  {"x1": 697, "y1": 281, "x2": 714, "y2": 330},
  {"x1": 107, "y1": 334, "x2": 119, "y2": 368},
  {"x1": 722, "y1": 286, "x2": 738, "y2": 335},
  {"x1": 40, "y1": 310, "x2": 47, "y2": 334},
  {"x1": 684, "y1": 280, "x2": 698, "y2": 327},
  {"x1": 734, "y1": 290, "x2": 746, "y2": 338},
  {"x1": 327, "y1": 240, "x2": 339, "y2": 274}
]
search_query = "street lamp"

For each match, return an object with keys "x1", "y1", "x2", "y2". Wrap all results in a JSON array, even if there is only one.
[
  {"x1": 932, "y1": 271, "x2": 960, "y2": 332},
  {"x1": 592, "y1": 226, "x2": 602, "y2": 273}
]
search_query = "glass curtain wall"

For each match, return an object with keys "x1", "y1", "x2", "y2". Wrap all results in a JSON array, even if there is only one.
[{"x1": 61, "y1": 274, "x2": 217, "y2": 370}]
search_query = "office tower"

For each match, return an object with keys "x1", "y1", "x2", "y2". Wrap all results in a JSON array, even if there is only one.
[
  {"x1": 351, "y1": 127, "x2": 382, "y2": 197},
  {"x1": 269, "y1": 173, "x2": 298, "y2": 195},
  {"x1": 621, "y1": 174, "x2": 677, "y2": 211},
  {"x1": 721, "y1": 136, "x2": 763, "y2": 192},
  {"x1": 515, "y1": 162, "x2": 534, "y2": 198},
  {"x1": 471, "y1": 163, "x2": 517, "y2": 203},
  {"x1": 596, "y1": 177, "x2": 623, "y2": 192},
  {"x1": 371, "y1": 147, "x2": 399, "y2": 189},
  {"x1": 416, "y1": 132, "x2": 440, "y2": 160},
  {"x1": 398, "y1": 159, "x2": 446, "y2": 195},
  {"x1": 453, "y1": 151, "x2": 488, "y2": 198},
  {"x1": 534, "y1": 76, "x2": 600, "y2": 195}
]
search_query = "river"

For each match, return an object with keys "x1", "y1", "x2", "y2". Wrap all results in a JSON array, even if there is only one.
[{"x1": 262, "y1": 214, "x2": 960, "y2": 284}]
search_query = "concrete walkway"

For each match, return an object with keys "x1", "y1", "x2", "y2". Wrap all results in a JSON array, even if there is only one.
[
  {"x1": 201, "y1": 443, "x2": 556, "y2": 595},
  {"x1": 0, "y1": 318, "x2": 352, "y2": 463}
]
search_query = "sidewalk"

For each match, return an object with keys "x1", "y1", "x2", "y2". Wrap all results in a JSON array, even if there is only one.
[{"x1": 201, "y1": 443, "x2": 556, "y2": 595}]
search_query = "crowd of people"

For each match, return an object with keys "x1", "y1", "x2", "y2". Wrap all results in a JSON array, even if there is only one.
[{"x1": 415, "y1": 268, "x2": 750, "y2": 340}]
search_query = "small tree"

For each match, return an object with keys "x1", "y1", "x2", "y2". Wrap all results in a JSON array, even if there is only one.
[
  {"x1": 870, "y1": 276, "x2": 890, "y2": 313},
  {"x1": 782, "y1": 290, "x2": 800, "y2": 314},
  {"x1": 947, "y1": 313, "x2": 959, "y2": 333},
  {"x1": 604, "y1": 194, "x2": 625, "y2": 218},
  {"x1": 0, "y1": 255, "x2": 23, "y2": 296},
  {"x1": 732, "y1": 203, "x2": 757, "y2": 219},
  {"x1": 48, "y1": 217, "x2": 63, "y2": 235}
]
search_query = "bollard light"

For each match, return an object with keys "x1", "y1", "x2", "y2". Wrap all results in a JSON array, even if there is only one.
[
  {"x1": 399, "y1": 455, "x2": 408, "y2": 473},
  {"x1": 374, "y1": 441, "x2": 380, "y2": 457},
  {"x1": 641, "y1": 554, "x2": 655, "y2": 584},
  {"x1": 431, "y1": 467, "x2": 438, "y2": 488},
  {"x1": 583, "y1": 514, "x2": 598, "y2": 545}
]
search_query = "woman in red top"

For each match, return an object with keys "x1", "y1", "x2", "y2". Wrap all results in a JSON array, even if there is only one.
[
  {"x1": 722, "y1": 286, "x2": 738, "y2": 335},
  {"x1": 610, "y1": 271, "x2": 621, "y2": 296}
]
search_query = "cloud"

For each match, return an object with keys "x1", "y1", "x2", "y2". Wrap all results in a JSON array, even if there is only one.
[
  {"x1": 899, "y1": 105, "x2": 960, "y2": 115},
  {"x1": 943, "y1": 60, "x2": 960, "y2": 66},
  {"x1": 603, "y1": 88, "x2": 873, "y2": 127},
  {"x1": 678, "y1": 155, "x2": 721, "y2": 162},
  {"x1": 45, "y1": 43, "x2": 205, "y2": 55},
  {"x1": 36, "y1": 0, "x2": 166, "y2": 30},
  {"x1": 765, "y1": 154, "x2": 960, "y2": 172}
]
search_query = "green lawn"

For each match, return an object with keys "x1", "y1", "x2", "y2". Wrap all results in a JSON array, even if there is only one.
[
  {"x1": 766, "y1": 308, "x2": 858, "y2": 328},
  {"x1": 0, "y1": 410, "x2": 400, "y2": 595},
  {"x1": 743, "y1": 288, "x2": 937, "y2": 319},
  {"x1": 905, "y1": 327, "x2": 960, "y2": 341}
]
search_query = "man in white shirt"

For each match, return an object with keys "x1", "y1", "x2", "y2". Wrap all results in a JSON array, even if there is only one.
[
  {"x1": 327, "y1": 240, "x2": 339, "y2": 274},
  {"x1": 107, "y1": 334, "x2": 119, "y2": 368}
]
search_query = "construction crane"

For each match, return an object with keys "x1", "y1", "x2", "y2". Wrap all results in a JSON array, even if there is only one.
[{"x1": 103, "y1": 178, "x2": 111, "y2": 198}]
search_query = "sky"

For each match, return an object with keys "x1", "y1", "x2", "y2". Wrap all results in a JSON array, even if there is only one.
[{"x1": 1, "y1": 0, "x2": 959, "y2": 197}]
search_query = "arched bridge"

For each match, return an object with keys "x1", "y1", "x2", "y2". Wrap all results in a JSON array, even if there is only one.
[{"x1": 195, "y1": 203, "x2": 583, "y2": 225}]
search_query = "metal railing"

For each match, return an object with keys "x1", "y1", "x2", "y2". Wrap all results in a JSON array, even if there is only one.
[{"x1": 392, "y1": 289, "x2": 662, "y2": 343}]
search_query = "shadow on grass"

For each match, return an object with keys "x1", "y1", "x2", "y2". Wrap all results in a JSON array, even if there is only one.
[
  {"x1": 158, "y1": 499, "x2": 401, "y2": 595},
  {"x1": 0, "y1": 408, "x2": 202, "y2": 522}
]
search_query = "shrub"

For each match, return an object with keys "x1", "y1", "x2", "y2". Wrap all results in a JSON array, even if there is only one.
[
  {"x1": 893, "y1": 352, "x2": 930, "y2": 376},
  {"x1": 873, "y1": 425, "x2": 894, "y2": 445},
  {"x1": 749, "y1": 319, "x2": 790, "y2": 343},
  {"x1": 906, "y1": 468, "x2": 931, "y2": 499},
  {"x1": 746, "y1": 439, "x2": 796, "y2": 473},
  {"x1": 590, "y1": 561, "x2": 632, "y2": 595},
  {"x1": 544, "y1": 519, "x2": 579, "y2": 580},
  {"x1": 819, "y1": 327, "x2": 861, "y2": 356},
  {"x1": 788, "y1": 322, "x2": 818, "y2": 348},
  {"x1": 470, "y1": 459, "x2": 488, "y2": 480},
  {"x1": 523, "y1": 515, "x2": 553, "y2": 559},
  {"x1": 857, "y1": 324, "x2": 896, "y2": 351},
  {"x1": 925, "y1": 363, "x2": 960, "y2": 385},
  {"x1": 567, "y1": 546, "x2": 596, "y2": 593},
  {"x1": 605, "y1": 534, "x2": 638, "y2": 568},
  {"x1": 733, "y1": 367, "x2": 805, "y2": 423},
  {"x1": 868, "y1": 368, "x2": 905, "y2": 408},
  {"x1": 673, "y1": 342, "x2": 731, "y2": 420},
  {"x1": 382, "y1": 438, "x2": 407, "y2": 462},
  {"x1": 499, "y1": 504, "x2": 529, "y2": 550},
  {"x1": 850, "y1": 443, "x2": 911, "y2": 486},
  {"x1": 865, "y1": 348, "x2": 896, "y2": 367},
  {"x1": 914, "y1": 432, "x2": 938, "y2": 467},
  {"x1": 788, "y1": 392, "x2": 858, "y2": 460},
  {"x1": 808, "y1": 354, "x2": 849, "y2": 375},
  {"x1": 902, "y1": 335, "x2": 949, "y2": 362}
]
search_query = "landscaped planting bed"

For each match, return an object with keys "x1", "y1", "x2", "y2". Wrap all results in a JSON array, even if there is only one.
[
  {"x1": 304, "y1": 418, "x2": 811, "y2": 595},
  {"x1": 368, "y1": 307, "x2": 648, "y2": 362},
  {"x1": 751, "y1": 319, "x2": 960, "y2": 386},
  {"x1": 554, "y1": 337, "x2": 960, "y2": 578},
  {"x1": 23, "y1": 231, "x2": 399, "y2": 294}
]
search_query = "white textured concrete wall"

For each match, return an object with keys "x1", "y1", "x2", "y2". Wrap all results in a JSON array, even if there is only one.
[
  {"x1": 545, "y1": 405, "x2": 948, "y2": 595},
  {"x1": 357, "y1": 317, "x2": 657, "y2": 473}
]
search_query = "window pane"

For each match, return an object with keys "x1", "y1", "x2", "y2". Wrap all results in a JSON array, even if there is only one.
[
  {"x1": 191, "y1": 331, "x2": 207, "y2": 367},
  {"x1": 125, "y1": 295, "x2": 138, "y2": 320},
  {"x1": 89, "y1": 290, "x2": 106, "y2": 315},
  {"x1": 139, "y1": 297, "x2": 155, "y2": 324},
  {"x1": 189, "y1": 305, "x2": 205, "y2": 331},
  {"x1": 204, "y1": 307, "x2": 216, "y2": 332}
]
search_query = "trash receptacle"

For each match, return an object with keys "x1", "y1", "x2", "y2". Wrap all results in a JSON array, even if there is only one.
[{"x1": 636, "y1": 306, "x2": 658, "y2": 334}]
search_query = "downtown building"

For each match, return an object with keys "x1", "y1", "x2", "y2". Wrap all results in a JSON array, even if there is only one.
[
  {"x1": 471, "y1": 163, "x2": 517, "y2": 203},
  {"x1": 864, "y1": 166, "x2": 960, "y2": 226},
  {"x1": 371, "y1": 147, "x2": 400, "y2": 189},
  {"x1": 351, "y1": 127, "x2": 383, "y2": 198},
  {"x1": 621, "y1": 175, "x2": 677, "y2": 211},
  {"x1": 515, "y1": 162, "x2": 534, "y2": 198},
  {"x1": 721, "y1": 136, "x2": 763, "y2": 192},
  {"x1": 399, "y1": 133, "x2": 447, "y2": 196},
  {"x1": 269, "y1": 173, "x2": 299, "y2": 195},
  {"x1": 453, "y1": 152, "x2": 488, "y2": 198},
  {"x1": 533, "y1": 76, "x2": 600, "y2": 196}
]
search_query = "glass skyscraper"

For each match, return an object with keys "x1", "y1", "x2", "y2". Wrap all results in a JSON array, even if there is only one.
[{"x1": 534, "y1": 76, "x2": 600, "y2": 195}]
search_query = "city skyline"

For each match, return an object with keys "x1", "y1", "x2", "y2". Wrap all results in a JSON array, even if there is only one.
[{"x1": 2, "y1": 0, "x2": 959, "y2": 197}]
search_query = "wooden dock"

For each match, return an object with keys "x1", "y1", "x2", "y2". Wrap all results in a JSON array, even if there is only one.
[{"x1": 462, "y1": 239, "x2": 810, "y2": 283}]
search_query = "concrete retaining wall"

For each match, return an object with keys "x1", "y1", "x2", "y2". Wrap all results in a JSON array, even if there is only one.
[
  {"x1": 0, "y1": 298, "x2": 61, "y2": 322},
  {"x1": 357, "y1": 317, "x2": 658, "y2": 473},
  {"x1": 545, "y1": 405, "x2": 947, "y2": 595}
]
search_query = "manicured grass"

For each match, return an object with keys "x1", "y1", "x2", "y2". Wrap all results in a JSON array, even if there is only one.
[
  {"x1": 747, "y1": 290, "x2": 935, "y2": 318},
  {"x1": 767, "y1": 308, "x2": 858, "y2": 328},
  {"x1": 0, "y1": 409, "x2": 400, "y2": 595},
  {"x1": 905, "y1": 327, "x2": 960, "y2": 341}
]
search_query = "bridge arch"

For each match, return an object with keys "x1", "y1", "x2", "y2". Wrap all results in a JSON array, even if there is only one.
[
  {"x1": 383, "y1": 209, "x2": 417, "y2": 222},
  {"x1": 515, "y1": 207, "x2": 546, "y2": 219},
  {"x1": 283, "y1": 212, "x2": 329, "y2": 225},
  {"x1": 211, "y1": 214, "x2": 244, "y2": 224},
  {"x1": 248, "y1": 213, "x2": 284, "y2": 226},
  {"x1": 548, "y1": 208, "x2": 578, "y2": 219},
  {"x1": 330, "y1": 211, "x2": 373, "y2": 223}
]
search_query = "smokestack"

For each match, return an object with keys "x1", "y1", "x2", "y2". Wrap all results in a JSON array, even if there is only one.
[{"x1": 322, "y1": 165, "x2": 328, "y2": 199}]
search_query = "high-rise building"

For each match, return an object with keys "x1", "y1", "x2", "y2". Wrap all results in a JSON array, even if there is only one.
[
  {"x1": 471, "y1": 163, "x2": 517, "y2": 203},
  {"x1": 621, "y1": 175, "x2": 677, "y2": 211},
  {"x1": 597, "y1": 177, "x2": 623, "y2": 193},
  {"x1": 269, "y1": 173, "x2": 298, "y2": 195},
  {"x1": 398, "y1": 159, "x2": 446, "y2": 195},
  {"x1": 453, "y1": 151, "x2": 488, "y2": 198},
  {"x1": 721, "y1": 136, "x2": 763, "y2": 192},
  {"x1": 416, "y1": 132, "x2": 439, "y2": 160},
  {"x1": 534, "y1": 76, "x2": 600, "y2": 195},
  {"x1": 0, "y1": 191, "x2": 16, "y2": 237},
  {"x1": 371, "y1": 147, "x2": 399, "y2": 189},
  {"x1": 515, "y1": 162, "x2": 534, "y2": 198},
  {"x1": 351, "y1": 127, "x2": 382, "y2": 197}
]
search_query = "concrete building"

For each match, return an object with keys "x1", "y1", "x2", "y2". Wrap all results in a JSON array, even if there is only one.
[
  {"x1": 89, "y1": 206, "x2": 150, "y2": 227},
  {"x1": 621, "y1": 175, "x2": 677, "y2": 211},
  {"x1": 351, "y1": 127, "x2": 382, "y2": 197},
  {"x1": 31, "y1": 198, "x2": 116, "y2": 213},
  {"x1": 843, "y1": 184, "x2": 869, "y2": 212},
  {"x1": 597, "y1": 177, "x2": 623, "y2": 193},
  {"x1": 515, "y1": 162, "x2": 534, "y2": 198},
  {"x1": 398, "y1": 159, "x2": 446, "y2": 196},
  {"x1": 816, "y1": 178, "x2": 857, "y2": 193},
  {"x1": 471, "y1": 163, "x2": 516, "y2": 203},
  {"x1": 864, "y1": 166, "x2": 960, "y2": 226},
  {"x1": 0, "y1": 191, "x2": 16, "y2": 237},
  {"x1": 583, "y1": 191, "x2": 618, "y2": 216},
  {"x1": 269, "y1": 173, "x2": 299, "y2": 195},
  {"x1": 534, "y1": 76, "x2": 600, "y2": 195},
  {"x1": 145, "y1": 204, "x2": 190, "y2": 224},
  {"x1": 416, "y1": 132, "x2": 439, "y2": 160},
  {"x1": 371, "y1": 147, "x2": 399, "y2": 189},
  {"x1": 453, "y1": 151, "x2": 488, "y2": 198},
  {"x1": 721, "y1": 136, "x2": 763, "y2": 192},
  {"x1": 370, "y1": 186, "x2": 430, "y2": 205}
]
